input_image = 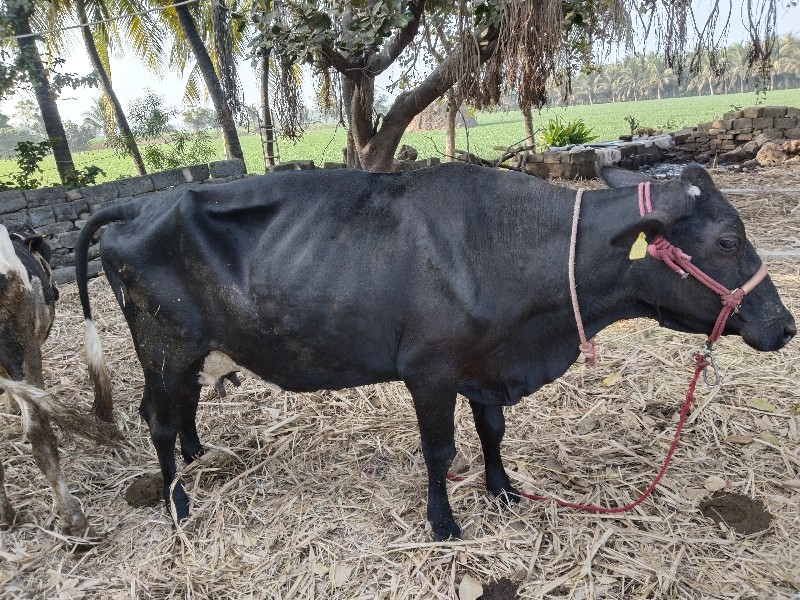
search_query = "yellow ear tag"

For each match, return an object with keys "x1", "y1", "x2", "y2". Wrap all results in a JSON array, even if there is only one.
[{"x1": 629, "y1": 232, "x2": 648, "y2": 260}]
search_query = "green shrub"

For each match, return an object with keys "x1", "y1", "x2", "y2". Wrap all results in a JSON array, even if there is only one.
[
  {"x1": 141, "y1": 130, "x2": 215, "y2": 171},
  {"x1": 63, "y1": 165, "x2": 105, "y2": 189},
  {"x1": 539, "y1": 116, "x2": 597, "y2": 148},
  {"x1": 0, "y1": 140, "x2": 52, "y2": 190}
]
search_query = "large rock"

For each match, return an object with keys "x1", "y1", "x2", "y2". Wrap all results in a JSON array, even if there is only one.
[
  {"x1": 783, "y1": 139, "x2": 800, "y2": 159},
  {"x1": 756, "y1": 141, "x2": 787, "y2": 165},
  {"x1": 396, "y1": 144, "x2": 418, "y2": 161},
  {"x1": 719, "y1": 145, "x2": 754, "y2": 163}
]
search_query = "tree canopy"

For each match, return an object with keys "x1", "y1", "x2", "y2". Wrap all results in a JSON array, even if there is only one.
[{"x1": 251, "y1": 0, "x2": 789, "y2": 171}]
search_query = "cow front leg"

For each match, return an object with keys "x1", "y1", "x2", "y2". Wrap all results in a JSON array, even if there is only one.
[
  {"x1": 469, "y1": 402, "x2": 520, "y2": 503},
  {"x1": 0, "y1": 461, "x2": 16, "y2": 528},
  {"x1": 20, "y1": 403, "x2": 94, "y2": 538},
  {"x1": 405, "y1": 378, "x2": 460, "y2": 541}
]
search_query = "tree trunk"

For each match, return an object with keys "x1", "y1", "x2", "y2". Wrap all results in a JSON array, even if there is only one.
[
  {"x1": 522, "y1": 105, "x2": 535, "y2": 146},
  {"x1": 259, "y1": 51, "x2": 276, "y2": 169},
  {"x1": 11, "y1": 12, "x2": 75, "y2": 182},
  {"x1": 445, "y1": 97, "x2": 457, "y2": 162},
  {"x1": 75, "y1": 0, "x2": 146, "y2": 175},
  {"x1": 174, "y1": 3, "x2": 243, "y2": 161},
  {"x1": 348, "y1": 45, "x2": 497, "y2": 171}
]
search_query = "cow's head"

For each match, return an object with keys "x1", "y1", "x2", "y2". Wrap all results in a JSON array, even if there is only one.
[
  {"x1": 600, "y1": 164, "x2": 795, "y2": 351},
  {"x1": 10, "y1": 226, "x2": 58, "y2": 301}
]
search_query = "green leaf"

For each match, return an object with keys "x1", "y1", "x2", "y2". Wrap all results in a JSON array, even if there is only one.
[{"x1": 745, "y1": 398, "x2": 778, "y2": 412}]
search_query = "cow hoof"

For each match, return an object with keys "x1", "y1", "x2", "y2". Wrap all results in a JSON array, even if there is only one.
[
  {"x1": 63, "y1": 527, "x2": 102, "y2": 552},
  {"x1": 164, "y1": 483, "x2": 190, "y2": 523},
  {"x1": 492, "y1": 486, "x2": 522, "y2": 506},
  {"x1": 431, "y1": 519, "x2": 462, "y2": 542},
  {"x1": 181, "y1": 444, "x2": 206, "y2": 465}
]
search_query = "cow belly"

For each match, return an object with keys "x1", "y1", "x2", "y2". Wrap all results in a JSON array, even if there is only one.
[{"x1": 199, "y1": 349, "x2": 397, "y2": 393}]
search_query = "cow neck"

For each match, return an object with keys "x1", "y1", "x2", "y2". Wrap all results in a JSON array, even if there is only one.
[{"x1": 564, "y1": 186, "x2": 647, "y2": 367}]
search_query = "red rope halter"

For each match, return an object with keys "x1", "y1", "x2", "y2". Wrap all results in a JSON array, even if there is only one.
[{"x1": 448, "y1": 181, "x2": 769, "y2": 513}]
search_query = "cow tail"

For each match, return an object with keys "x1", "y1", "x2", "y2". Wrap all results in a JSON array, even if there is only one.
[
  {"x1": 75, "y1": 203, "x2": 138, "y2": 423},
  {"x1": 0, "y1": 375, "x2": 122, "y2": 444}
]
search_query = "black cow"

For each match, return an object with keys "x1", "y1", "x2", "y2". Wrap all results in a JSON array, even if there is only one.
[
  {"x1": 75, "y1": 163, "x2": 795, "y2": 540},
  {"x1": 0, "y1": 225, "x2": 109, "y2": 540}
]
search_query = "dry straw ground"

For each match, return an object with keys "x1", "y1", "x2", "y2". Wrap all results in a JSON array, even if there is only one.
[{"x1": 1, "y1": 164, "x2": 799, "y2": 599}]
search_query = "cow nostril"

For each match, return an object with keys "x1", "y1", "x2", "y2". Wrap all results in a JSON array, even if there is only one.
[{"x1": 784, "y1": 322, "x2": 797, "y2": 344}]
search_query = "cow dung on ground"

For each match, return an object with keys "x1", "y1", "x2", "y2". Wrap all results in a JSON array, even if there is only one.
[
  {"x1": 0, "y1": 163, "x2": 798, "y2": 599},
  {"x1": 699, "y1": 491, "x2": 773, "y2": 535}
]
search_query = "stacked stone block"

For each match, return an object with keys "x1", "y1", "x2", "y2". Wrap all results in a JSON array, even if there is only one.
[
  {"x1": 674, "y1": 106, "x2": 800, "y2": 159},
  {"x1": 521, "y1": 140, "x2": 669, "y2": 180},
  {"x1": 523, "y1": 147, "x2": 598, "y2": 180}
]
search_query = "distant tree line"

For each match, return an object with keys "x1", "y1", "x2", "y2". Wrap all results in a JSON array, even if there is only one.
[{"x1": 550, "y1": 34, "x2": 800, "y2": 107}]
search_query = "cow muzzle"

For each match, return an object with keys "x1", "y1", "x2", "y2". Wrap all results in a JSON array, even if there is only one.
[{"x1": 737, "y1": 309, "x2": 796, "y2": 352}]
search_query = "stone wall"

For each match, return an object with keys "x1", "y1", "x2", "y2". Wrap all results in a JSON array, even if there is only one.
[
  {"x1": 673, "y1": 106, "x2": 800, "y2": 161},
  {"x1": 518, "y1": 137, "x2": 672, "y2": 180},
  {"x1": 0, "y1": 159, "x2": 247, "y2": 282}
]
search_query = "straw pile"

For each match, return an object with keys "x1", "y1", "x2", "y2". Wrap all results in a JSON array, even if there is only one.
[{"x1": 0, "y1": 164, "x2": 798, "y2": 599}]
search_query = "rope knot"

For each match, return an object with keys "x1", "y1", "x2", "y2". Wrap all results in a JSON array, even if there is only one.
[
  {"x1": 721, "y1": 289, "x2": 745, "y2": 309},
  {"x1": 693, "y1": 352, "x2": 710, "y2": 370},
  {"x1": 580, "y1": 338, "x2": 597, "y2": 368},
  {"x1": 647, "y1": 236, "x2": 691, "y2": 276}
]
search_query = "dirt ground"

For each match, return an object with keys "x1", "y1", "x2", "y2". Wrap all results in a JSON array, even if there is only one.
[{"x1": 1, "y1": 163, "x2": 799, "y2": 599}]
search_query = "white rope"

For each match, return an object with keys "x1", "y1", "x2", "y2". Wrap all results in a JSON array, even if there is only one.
[
  {"x1": 568, "y1": 188, "x2": 597, "y2": 367},
  {"x1": 0, "y1": 0, "x2": 200, "y2": 43}
]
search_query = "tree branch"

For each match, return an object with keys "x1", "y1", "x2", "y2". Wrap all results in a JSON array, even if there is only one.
[
  {"x1": 319, "y1": 40, "x2": 363, "y2": 80},
  {"x1": 380, "y1": 29, "x2": 497, "y2": 132},
  {"x1": 368, "y1": 0, "x2": 426, "y2": 74}
]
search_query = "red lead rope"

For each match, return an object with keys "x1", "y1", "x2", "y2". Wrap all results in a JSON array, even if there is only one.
[{"x1": 446, "y1": 183, "x2": 770, "y2": 513}]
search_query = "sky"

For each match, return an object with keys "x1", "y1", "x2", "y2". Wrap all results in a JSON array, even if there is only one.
[{"x1": 2, "y1": 1, "x2": 799, "y2": 126}]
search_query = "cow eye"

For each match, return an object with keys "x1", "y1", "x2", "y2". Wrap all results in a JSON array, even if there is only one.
[{"x1": 717, "y1": 237, "x2": 739, "y2": 251}]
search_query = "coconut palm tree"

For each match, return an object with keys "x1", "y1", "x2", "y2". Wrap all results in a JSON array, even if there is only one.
[
  {"x1": 160, "y1": 0, "x2": 243, "y2": 161},
  {"x1": 71, "y1": 0, "x2": 151, "y2": 174},
  {"x1": 33, "y1": 0, "x2": 167, "y2": 174},
  {"x1": 4, "y1": 0, "x2": 76, "y2": 182},
  {"x1": 771, "y1": 34, "x2": 800, "y2": 89}
]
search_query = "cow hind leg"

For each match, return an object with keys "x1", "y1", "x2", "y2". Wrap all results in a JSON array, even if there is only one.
[
  {"x1": 140, "y1": 382, "x2": 203, "y2": 465},
  {"x1": 469, "y1": 402, "x2": 520, "y2": 504},
  {"x1": 405, "y1": 377, "x2": 460, "y2": 541},
  {"x1": 177, "y1": 378, "x2": 204, "y2": 464},
  {"x1": 141, "y1": 373, "x2": 191, "y2": 522},
  {"x1": 18, "y1": 401, "x2": 94, "y2": 538}
]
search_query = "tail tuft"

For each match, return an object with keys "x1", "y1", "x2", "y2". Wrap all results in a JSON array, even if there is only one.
[
  {"x1": 83, "y1": 319, "x2": 114, "y2": 423},
  {"x1": 0, "y1": 376, "x2": 122, "y2": 444}
]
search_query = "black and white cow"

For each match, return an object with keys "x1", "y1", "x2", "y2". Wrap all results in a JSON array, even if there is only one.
[
  {"x1": 1, "y1": 225, "x2": 110, "y2": 540},
  {"x1": 75, "y1": 163, "x2": 795, "y2": 540}
]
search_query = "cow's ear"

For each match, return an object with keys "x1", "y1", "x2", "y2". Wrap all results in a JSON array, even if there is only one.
[
  {"x1": 679, "y1": 163, "x2": 716, "y2": 195},
  {"x1": 26, "y1": 235, "x2": 52, "y2": 264},
  {"x1": 599, "y1": 166, "x2": 654, "y2": 188}
]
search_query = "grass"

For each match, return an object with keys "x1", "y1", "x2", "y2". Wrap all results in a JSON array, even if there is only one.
[{"x1": 2, "y1": 89, "x2": 799, "y2": 187}]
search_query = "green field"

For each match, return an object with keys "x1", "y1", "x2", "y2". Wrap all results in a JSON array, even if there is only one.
[{"x1": 3, "y1": 89, "x2": 799, "y2": 187}]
